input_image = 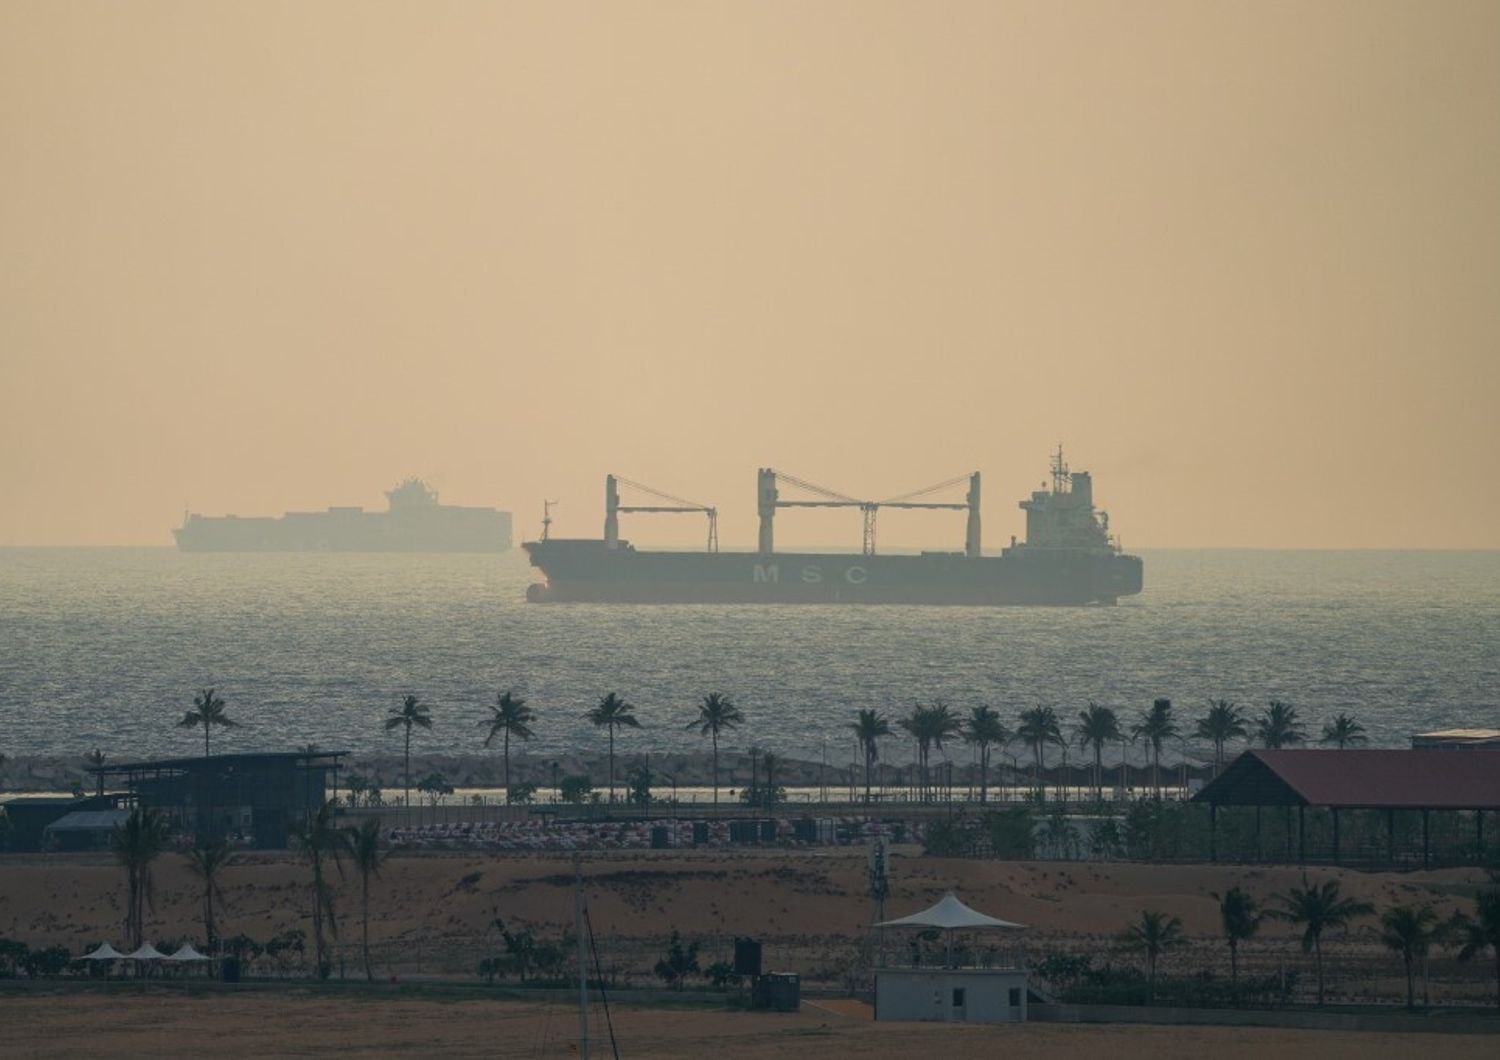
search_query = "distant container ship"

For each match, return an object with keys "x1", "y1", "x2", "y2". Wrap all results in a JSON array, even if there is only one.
[
  {"x1": 174, "y1": 479, "x2": 512, "y2": 552},
  {"x1": 523, "y1": 451, "x2": 1142, "y2": 605}
]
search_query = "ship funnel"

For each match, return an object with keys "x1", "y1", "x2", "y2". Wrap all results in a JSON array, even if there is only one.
[
  {"x1": 757, "y1": 468, "x2": 777, "y2": 555},
  {"x1": 965, "y1": 472, "x2": 981, "y2": 557}
]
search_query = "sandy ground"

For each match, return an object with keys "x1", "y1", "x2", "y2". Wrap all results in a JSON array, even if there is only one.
[
  {"x1": 0, "y1": 848, "x2": 1493, "y2": 1003},
  {"x1": 2, "y1": 992, "x2": 1497, "y2": 1059}
]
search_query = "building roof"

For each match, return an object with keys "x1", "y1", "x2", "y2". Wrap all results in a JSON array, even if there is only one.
[
  {"x1": 44, "y1": 810, "x2": 130, "y2": 832},
  {"x1": 1192, "y1": 749, "x2": 1500, "y2": 810},
  {"x1": 91, "y1": 750, "x2": 347, "y2": 775}
]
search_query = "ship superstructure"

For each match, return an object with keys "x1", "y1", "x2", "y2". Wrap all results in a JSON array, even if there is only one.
[
  {"x1": 523, "y1": 451, "x2": 1141, "y2": 605},
  {"x1": 174, "y1": 478, "x2": 512, "y2": 552}
]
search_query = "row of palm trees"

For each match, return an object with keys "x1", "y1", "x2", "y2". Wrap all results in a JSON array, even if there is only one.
[
  {"x1": 854, "y1": 697, "x2": 1370, "y2": 803},
  {"x1": 385, "y1": 691, "x2": 748, "y2": 807},
  {"x1": 173, "y1": 687, "x2": 1365, "y2": 808},
  {"x1": 109, "y1": 804, "x2": 387, "y2": 980},
  {"x1": 1127, "y1": 877, "x2": 1500, "y2": 1009}
]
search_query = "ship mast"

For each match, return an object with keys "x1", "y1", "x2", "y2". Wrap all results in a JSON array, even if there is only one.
[
  {"x1": 541, "y1": 500, "x2": 557, "y2": 542},
  {"x1": 1050, "y1": 444, "x2": 1070, "y2": 494}
]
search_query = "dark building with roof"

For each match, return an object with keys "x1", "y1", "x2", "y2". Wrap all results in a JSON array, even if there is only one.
[
  {"x1": 1, "y1": 794, "x2": 126, "y2": 853},
  {"x1": 92, "y1": 750, "x2": 346, "y2": 849},
  {"x1": 1192, "y1": 749, "x2": 1500, "y2": 867}
]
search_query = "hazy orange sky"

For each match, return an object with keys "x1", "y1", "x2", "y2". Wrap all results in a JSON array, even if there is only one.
[{"x1": 3, "y1": 2, "x2": 1497, "y2": 548}]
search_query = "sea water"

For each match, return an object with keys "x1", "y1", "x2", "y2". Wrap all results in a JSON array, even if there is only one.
[{"x1": 1, "y1": 548, "x2": 1496, "y2": 764}]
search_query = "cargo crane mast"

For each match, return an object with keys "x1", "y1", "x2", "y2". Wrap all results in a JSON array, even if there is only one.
[
  {"x1": 604, "y1": 474, "x2": 718, "y2": 552},
  {"x1": 757, "y1": 469, "x2": 981, "y2": 557}
]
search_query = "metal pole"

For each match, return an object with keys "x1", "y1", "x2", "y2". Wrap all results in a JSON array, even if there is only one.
[{"x1": 575, "y1": 853, "x2": 589, "y2": 1060}]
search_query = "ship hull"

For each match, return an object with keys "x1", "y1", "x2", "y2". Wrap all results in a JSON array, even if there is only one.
[
  {"x1": 524, "y1": 541, "x2": 1142, "y2": 605},
  {"x1": 174, "y1": 511, "x2": 511, "y2": 552}
]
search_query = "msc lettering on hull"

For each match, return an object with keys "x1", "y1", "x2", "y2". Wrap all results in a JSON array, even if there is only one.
[{"x1": 753, "y1": 563, "x2": 869, "y2": 585}]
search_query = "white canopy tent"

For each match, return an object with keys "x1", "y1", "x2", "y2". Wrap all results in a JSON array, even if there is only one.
[
  {"x1": 165, "y1": 944, "x2": 210, "y2": 962},
  {"x1": 877, "y1": 893, "x2": 1025, "y2": 967},
  {"x1": 122, "y1": 943, "x2": 168, "y2": 961},
  {"x1": 80, "y1": 942, "x2": 126, "y2": 961}
]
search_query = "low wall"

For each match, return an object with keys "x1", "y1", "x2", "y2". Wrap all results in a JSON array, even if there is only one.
[{"x1": 1031, "y1": 1002, "x2": 1500, "y2": 1035}]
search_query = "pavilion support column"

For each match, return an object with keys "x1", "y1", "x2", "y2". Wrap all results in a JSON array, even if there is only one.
[
  {"x1": 1210, "y1": 803, "x2": 1218, "y2": 863},
  {"x1": 1422, "y1": 808, "x2": 1430, "y2": 868},
  {"x1": 1298, "y1": 805, "x2": 1306, "y2": 866},
  {"x1": 1332, "y1": 808, "x2": 1340, "y2": 866}
]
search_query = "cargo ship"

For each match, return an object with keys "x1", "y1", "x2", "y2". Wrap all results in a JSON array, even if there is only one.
[
  {"x1": 174, "y1": 479, "x2": 512, "y2": 552},
  {"x1": 523, "y1": 451, "x2": 1142, "y2": 605}
]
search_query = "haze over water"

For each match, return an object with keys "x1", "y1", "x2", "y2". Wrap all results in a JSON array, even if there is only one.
[{"x1": 2, "y1": 548, "x2": 1496, "y2": 767}]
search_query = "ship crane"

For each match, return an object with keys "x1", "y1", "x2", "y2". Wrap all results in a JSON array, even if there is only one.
[
  {"x1": 605, "y1": 475, "x2": 718, "y2": 552},
  {"x1": 758, "y1": 469, "x2": 981, "y2": 557}
]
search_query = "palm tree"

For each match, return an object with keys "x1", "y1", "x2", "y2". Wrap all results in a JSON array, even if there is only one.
[
  {"x1": 1380, "y1": 903, "x2": 1439, "y2": 1010},
  {"x1": 1074, "y1": 703, "x2": 1121, "y2": 800},
  {"x1": 1269, "y1": 879, "x2": 1374, "y2": 1005},
  {"x1": 1319, "y1": 713, "x2": 1367, "y2": 750},
  {"x1": 111, "y1": 806, "x2": 171, "y2": 949},
  {"x1": 345, "y1": 817, "x2": 385, "y2": 981},
  {"x1": 898, "y1": 704, "x2": 934, "y2": 800},
  {"x1": 1195, "y1": 700, "x2": 1248, "y2": 775},
  {"x1": 1119, "y1": 909, "x2": 1185, "y2": 1004},
  {"x1": 292, "y1": 799, "x2": 349, "y2": 979},
  {"x1": 963, "y1": 705, "x2": 1009, "y2": 804},
  {"x1": 927, "y1": 701, "x2": 962, "y2": 801},
  {"x1": 1452, "y1": 889, "x2": 1500, "y2": 1010},
  {"x1": 384, "y1": 694, "x2": 432, "y2": 809},
  {"x1": 481, "y1": 690, "x2": 534, "y2": 795},
  {"x1": 177, "y1": 688, "x2": 235, "y2": 757},
  {"x1": 1255, "y1": 700, "x2": 1305, "y2": 749},
  {"x1": 1214, "y1": 886, "x2": 1261, "y2": 986},
  {"x1": 1017, "y1": 706, "x2": 1063, "y2": 799},
  {"x1": 1130, "y1": 698, "x2": 1178, "y2": 797},
  {"x1": 587, "y1": 692, "x2": 641, "y2": 804},
  {"x1": 185, "y1": 835, "x2": 233, "y2": 953},
  {"x1": 687, "y1": 692, "x2": 743, "y2": 809},
  {"x1": 852, "y1": 709, "x2": 891, "y2": 803}
]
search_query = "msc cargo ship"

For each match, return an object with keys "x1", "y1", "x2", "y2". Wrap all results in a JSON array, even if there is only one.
[
  {"x1": 523, "y1": 451, "x2": 1141, "y2": 605},
  {"x1": 174, "y1": 479, "x2": 512, "y2": 552}
]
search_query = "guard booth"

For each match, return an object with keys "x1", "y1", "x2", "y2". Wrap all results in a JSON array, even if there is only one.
[{"x1": 873, "y1": 893, "x2": 1029, "y2": 1024}]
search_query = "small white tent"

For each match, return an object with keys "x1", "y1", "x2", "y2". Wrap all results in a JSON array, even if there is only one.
[
  {"x1": 165, "y1": 944, "x2": 210, "y2": 962},
  {"x1": 122, "y1": 943, "x2": 168, "y2": 961},
  {"x1": 80, "y1": 942, "x2": 125, "y2": 961},
  {"x1": 877, "y1": 893, "x2": 1025, "y2": 967},
  {"x1": 877, "y1": 893, "x2": 1025, "y2": 932}
]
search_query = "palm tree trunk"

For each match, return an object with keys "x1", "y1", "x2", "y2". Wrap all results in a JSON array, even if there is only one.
[
  {"x1": 711, "y1": 731, "x2": 719, "y2": 808},
  {"x1": 1094, "y1": 745, "x2": 1103, "y2": 801},
  {"x1": 1405, "y1": 953, "x2": 1414, "y2": 1010},
  {"x1": 979, "y1": 746, "x2": 989, "y2": 804},
  {"x1": 503, "y1": 729, "x2": 511, "y2": 794},
  {"x1": 863, "y1": 744, "x2": 873, "y2": 804},
  {"x1": 608, "y1": 727, "x2": 615, "y2": 804},
  {"x1": 204, "y1": 722, "x2": 210, "y2": 758},
  {"x1": 1314, "y1": 935, "x2": 1324, "y2": 1005},
  {"x1": 362, "y1": 875, "x2": 372, "y2": 981},
  {"x1": 1230, "y1": 941, "x2": 1238, "y2": 985},
  {"x1": 404, "y1": 726, "x2": 412, "y2": 812}
]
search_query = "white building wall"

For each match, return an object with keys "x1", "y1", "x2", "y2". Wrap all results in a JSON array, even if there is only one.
[{"x1": 875, "y1": 969, "x2": 1028, "y2": 1023}]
